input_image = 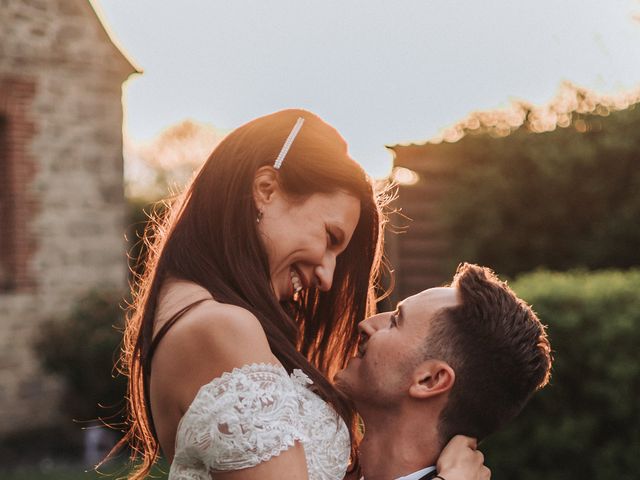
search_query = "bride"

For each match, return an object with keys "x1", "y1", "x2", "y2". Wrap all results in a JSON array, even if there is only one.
[{"x1": 113, "y1": 109, "x2": 488, "y2": 479}]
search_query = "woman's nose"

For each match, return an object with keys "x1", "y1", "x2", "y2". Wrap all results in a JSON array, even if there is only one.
[{"x1": 314, "y1": 254, "x2": 336, "y2": 291}]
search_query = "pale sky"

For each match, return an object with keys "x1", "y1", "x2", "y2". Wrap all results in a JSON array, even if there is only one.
[{"x1": 96, "y1": 0, "x2": 640, "y2": 179}]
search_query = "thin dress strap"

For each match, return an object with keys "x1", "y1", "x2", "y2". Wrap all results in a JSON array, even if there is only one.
[
  {"x1": 143, "y1": 297, "x2": 212, "y2": 438},
  {"x1": 146, "y1": 297, "x2": 212, "y2": 368}
]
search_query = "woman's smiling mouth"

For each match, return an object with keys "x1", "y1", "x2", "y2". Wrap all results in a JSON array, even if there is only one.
[{"x1": 290, "y1": 266, "x2": 304, "y2": 296}]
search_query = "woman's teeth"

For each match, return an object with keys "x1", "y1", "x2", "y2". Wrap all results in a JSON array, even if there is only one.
[{"x1": 290, "y1": 269, "x2": 303, "y2": 293}]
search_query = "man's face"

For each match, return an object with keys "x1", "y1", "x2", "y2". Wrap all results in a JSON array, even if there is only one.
[{"x1": 335, "y1": 287, "x2": 460, "y2": 407}]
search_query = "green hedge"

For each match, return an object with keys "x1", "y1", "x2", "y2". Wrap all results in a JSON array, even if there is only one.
[
  {"x1": 483, "y1": 269, "x2": 640, "y2": 479},
  {"x1": 435, "y1": 103, "x2": 640, "y2": 277},
  {"x1": 35, "y1": 289, "x2": 127, "y2": 424}
]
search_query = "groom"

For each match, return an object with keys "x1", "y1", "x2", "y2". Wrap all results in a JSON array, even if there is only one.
[{"x1": 335, "y1": 263, "x2": 553, "y2": 480}]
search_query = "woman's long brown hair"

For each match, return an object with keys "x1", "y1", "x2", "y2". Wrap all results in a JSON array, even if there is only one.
[{"x1": 111, "y1": 109, "x2": 386, "y2": 478}]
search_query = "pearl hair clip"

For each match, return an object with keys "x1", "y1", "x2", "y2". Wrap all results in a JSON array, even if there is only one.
[{"x1": 273, "y1": 117, "x2": 305, "y2": 169}]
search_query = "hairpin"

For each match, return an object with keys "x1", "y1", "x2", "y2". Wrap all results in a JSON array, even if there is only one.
[{"x1": 273, "y1": 117, "x2": 305, "y2": 169}]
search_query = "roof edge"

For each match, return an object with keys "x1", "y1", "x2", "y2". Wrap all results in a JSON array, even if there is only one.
[{"x1": 88, "y1": 0, "x2": 143, "y2": 75}]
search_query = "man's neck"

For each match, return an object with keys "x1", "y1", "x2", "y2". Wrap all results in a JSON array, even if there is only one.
[{"x1": 358, "y1": 408, "x2": 441, "y2": 480}]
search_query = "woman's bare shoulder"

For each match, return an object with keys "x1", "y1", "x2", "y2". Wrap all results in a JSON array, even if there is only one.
[
  {"x1": 167, "y1": 300, "x2": 271, "y2": 353},
  {"x1": 151, "y1": 295, "x2": 278, "y2": 413},
  {"x1": 155, "y1": 278, "x2": 272, "y2": 357}
]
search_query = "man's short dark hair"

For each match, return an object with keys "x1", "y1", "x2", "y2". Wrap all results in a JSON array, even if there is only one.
[{"x1": 426, "y1": 263, "x2": 552, "y2": 445}]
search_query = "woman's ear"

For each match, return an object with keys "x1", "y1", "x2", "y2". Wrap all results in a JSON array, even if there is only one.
[
  {"x1": 408, "y1": 360, "x2": 455, "y2": 400},
  {"x1": 253, "y1": 166, "x2": 280, "y2": 209}
]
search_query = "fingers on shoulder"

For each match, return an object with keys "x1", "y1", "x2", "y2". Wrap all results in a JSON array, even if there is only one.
[
  {"x1": 481, "y1": 465, "x2": 491, "y2": 480},
  {"x1": 450, "y1": 434, "x2": 478, "y2": 450}
]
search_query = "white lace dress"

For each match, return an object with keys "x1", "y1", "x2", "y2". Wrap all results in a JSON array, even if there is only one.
[{"x1": 169, "y1": 363, "x2": 350, "y2": 480}]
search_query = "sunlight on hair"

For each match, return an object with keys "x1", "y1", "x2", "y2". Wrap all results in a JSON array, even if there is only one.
[{"x1": 391, "y1": 167, "x2": 420, "y2": 186}]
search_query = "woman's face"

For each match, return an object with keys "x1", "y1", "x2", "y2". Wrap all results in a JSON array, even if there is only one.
[{"x1": 257, "y1": 189, "x2": 361, "y2": 301}]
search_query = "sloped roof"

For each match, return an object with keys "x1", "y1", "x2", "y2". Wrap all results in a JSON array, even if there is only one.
[{"x1": 88, "y1": 0, "x2": 142, "y2": 75}]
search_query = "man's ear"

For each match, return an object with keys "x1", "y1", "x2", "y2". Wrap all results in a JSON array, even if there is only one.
[
  {"x1": 408, "y1": 360, "x2": 455, "y2": 400},
  {"x1": 253, "y1": 166, "x2": 280, "y2": 209}
]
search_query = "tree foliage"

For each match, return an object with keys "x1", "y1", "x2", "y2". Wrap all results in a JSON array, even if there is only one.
[
  {"x1": 483, "y1": 269, "x2": 640, "y2": 479},
  {"x1": 434, "y1": 86, "x2": 640, "y2": 277}
]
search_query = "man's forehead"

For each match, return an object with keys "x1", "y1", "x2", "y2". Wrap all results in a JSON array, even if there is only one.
[{"x1": 400, "y1": 287, "x2": 460, "y2": 319}]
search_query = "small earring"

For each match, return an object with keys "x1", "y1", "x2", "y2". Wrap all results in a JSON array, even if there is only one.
[{"x1": 256, "y1": 209, "x2": 264, "y2": 223}]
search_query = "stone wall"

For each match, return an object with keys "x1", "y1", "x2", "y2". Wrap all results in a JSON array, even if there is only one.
[{"x1": 0, "y1": 0, "x2": 135, "y2": 434}]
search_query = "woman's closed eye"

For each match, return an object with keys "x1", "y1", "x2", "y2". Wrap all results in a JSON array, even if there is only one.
[
  {"x1": 327, "y1": 229, "x2": 339, "y2": 247},
  {"x1": 389, "y1": 312, "x2": 399, "y2": 328}
]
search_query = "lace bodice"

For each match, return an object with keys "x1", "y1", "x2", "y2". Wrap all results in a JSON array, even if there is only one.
[{"x1": 169, "y1": 363, "x2": 350, "y2": 480}]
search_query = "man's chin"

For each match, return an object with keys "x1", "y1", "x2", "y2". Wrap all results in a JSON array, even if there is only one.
[
  {"x1": 333, "y1": 369, "x2": 352, "y2": 397},
  {"x1": 333, "y1": 363, "x2": 361, "y2": 401}
]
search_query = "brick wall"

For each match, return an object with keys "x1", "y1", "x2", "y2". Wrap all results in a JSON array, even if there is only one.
[
  {"x1": 0, "y1": 0, "x2": 136, "y2": 435},
  {"x1": 0, "y1": 78, "x2": 38, "y2": 292}
]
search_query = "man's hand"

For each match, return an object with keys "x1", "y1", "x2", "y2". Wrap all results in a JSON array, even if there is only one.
[{"x1": 436, "y1": 435, "x2": 490, "y2": 480}]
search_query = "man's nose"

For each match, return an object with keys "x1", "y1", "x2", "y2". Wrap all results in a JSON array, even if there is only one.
[
  {"x1": 358, "y1": 313, "x2": 386, "y2": 335},
  {"x1": 314, "y1": 253, "x2": 336, "y2": 291},
  {"x1": 358, "y1": 318, "x2": 375, "y2": 337}
]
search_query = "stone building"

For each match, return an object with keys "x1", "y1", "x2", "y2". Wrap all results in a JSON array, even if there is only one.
[{"x1": 0, "y1": 0, "x2": 137, "y2": 435}]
